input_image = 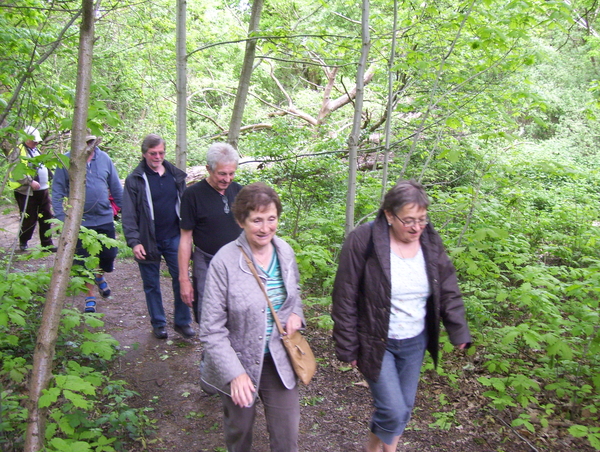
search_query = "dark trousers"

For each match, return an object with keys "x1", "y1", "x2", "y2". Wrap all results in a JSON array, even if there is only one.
[
  {"x1": 192, "y1": 247, "x2": 213, "y2": 323},
  {"x1": 14, "y1": 189, "x2": 54, "y2": 247},
  {"x1": 138, "y1": 235, "x2": 192, "y2": 327},
  {"x1": 75, "y1": 222, "x2": 117, "y2": 273},
  {"x1": 219, "y1": 354, "x2": 300, "y2": 452}
]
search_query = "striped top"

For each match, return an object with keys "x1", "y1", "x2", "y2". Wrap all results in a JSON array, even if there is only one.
[{"x1": 260, "y1": 251, "x2": 287, "y2": 353}]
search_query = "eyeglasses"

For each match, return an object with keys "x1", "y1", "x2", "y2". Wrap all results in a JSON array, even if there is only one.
[
  {"x1": 222, "y1": 195, "x2": 230, "y2": 214},
  {"x1": 393, "y1": 213, "x2": 428, "y2": 228}
]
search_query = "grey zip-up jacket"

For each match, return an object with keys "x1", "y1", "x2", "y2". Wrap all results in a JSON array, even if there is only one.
[
  {"x1": 199, "y1": 232, "x2": 305, "y2": 399},
  {"x1": 52, "y1": 147, "x2": 123, "y2": 227},
  {"x1": 122, "y1": 159, "x2": 187, "y2": 262},
  {"x1": 332, "y1": 211, "x2": 471, "y2": 382}
]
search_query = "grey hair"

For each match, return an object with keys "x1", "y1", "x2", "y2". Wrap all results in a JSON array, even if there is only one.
[
  {"x1": 382, "y1": 179, "x2": 430, "y2": 213},
  {"x1": 141, "y1": 134, "x2": 165, "y2": 154},
  {"x1": 206, "y1": 142, "x2": 239, "y2": 170}
]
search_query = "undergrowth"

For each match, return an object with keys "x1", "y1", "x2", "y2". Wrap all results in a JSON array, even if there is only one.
[{"x1": 0, "y1": 230, "x2": 155, "y2": 451}]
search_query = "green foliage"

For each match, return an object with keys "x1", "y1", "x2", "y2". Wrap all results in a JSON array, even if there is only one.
[
  {"x1": 2, "y1": 0, "x2": 600, "y2": 449},
  {"x1": 0, "y1": 235, "x2": 153, "y2": 450}
]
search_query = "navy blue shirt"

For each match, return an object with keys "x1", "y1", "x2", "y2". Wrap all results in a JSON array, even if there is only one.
[{"x1": 144, "y1": 161, "x2": 179, "y2": 241}]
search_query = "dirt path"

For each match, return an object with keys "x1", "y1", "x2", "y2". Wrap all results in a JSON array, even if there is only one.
[{"x1": 1, "y1": 207, "x2": 588, "y2": 451}]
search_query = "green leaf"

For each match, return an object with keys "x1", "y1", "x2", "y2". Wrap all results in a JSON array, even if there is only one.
[
  {"x1": 39, "y1": 387, "x2": 61, "y2": 408},
  {"x1": 55, "y1": 375, "x2": 96, "y2": 395},
  {"x1": 568, "y1": 424, "x2": 588, "y2": 438},
  {"x1": 63, "y1": 389, "x2": 92, "y2": 409}
]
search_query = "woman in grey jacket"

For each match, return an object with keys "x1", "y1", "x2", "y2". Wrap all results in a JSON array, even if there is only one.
[
  {"x1": 332, "y1": 180, "x2": 471, "y2": 452},
  {"x1": 200, "y1": 182, "x2": 305, "y2": 452}
]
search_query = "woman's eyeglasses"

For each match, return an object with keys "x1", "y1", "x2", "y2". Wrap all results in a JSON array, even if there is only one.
[{"x1": 393, "y1": 213, "x2": 428, "y2": 228}]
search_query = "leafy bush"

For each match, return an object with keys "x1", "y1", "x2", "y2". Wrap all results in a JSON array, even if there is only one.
[{"x1": 0, "y1": 233, "x2": 153, "y2": 451}]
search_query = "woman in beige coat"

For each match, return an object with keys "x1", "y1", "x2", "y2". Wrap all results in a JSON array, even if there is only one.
[{"x1": 199, "y1": 182, "x2": 305, "y2": 452}]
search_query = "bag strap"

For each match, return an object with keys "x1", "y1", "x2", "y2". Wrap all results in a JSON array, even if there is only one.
[{"x1": 240, "y1": 248, "x2": 286, "y2": 337}]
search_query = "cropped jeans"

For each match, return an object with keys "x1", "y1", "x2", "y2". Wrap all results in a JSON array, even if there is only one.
[
  {"x1": 138, "y1": 235, "x2": 191, "y2": 328},
  {"x1": 365, "y1": 329, "x2": 428, "y2": 445}
]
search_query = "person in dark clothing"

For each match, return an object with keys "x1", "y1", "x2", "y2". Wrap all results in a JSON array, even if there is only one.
[
  {"x1": 332, "y1": 180, "x2": 472, "y2": 452},
  {"x1": 13, "y1": 126, "x2": 55, "y2": 251},
  {"x1": 122, "y1": 134, "x2": 194, "y2": 340},
  {"x1": 178, "y1": 142, "x2": 242, "y2": 323}
]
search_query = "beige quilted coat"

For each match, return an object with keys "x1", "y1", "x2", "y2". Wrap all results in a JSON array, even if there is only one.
[{"x1": 199, "y1": 232, "x2": 305, "y2": 400}]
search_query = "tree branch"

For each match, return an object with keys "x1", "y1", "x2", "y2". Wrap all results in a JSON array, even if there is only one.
[{"x1": 0, "y1": 8, "x2": 83, "y2": 125}]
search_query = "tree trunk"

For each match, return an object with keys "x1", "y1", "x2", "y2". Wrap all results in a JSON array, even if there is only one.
[
  {"x1": 227, "y1": 0, "x2": 264, "y2": 150},
  {"x1": 380, "y1": 0, "x2": 398, "y2": 202},
  {"x1": 175, "y1": 0, "x2": 187, "y2": 169},
  {"x1": 23, "y1": 1, "x2": 97, "y2": 450},
  {"x1": 344, "y1": 0, "x2": 370, "y2": 236}
]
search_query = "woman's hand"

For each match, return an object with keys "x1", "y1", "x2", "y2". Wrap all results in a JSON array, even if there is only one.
[
  {"x1": 284, "y1": 313, "x2": 303, "y2": 337},
  {"x1": 230, "y1": 373, "x2": 256, "y2": 407}
]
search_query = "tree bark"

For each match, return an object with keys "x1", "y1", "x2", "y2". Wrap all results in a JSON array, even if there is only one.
[
  {"x1": 176, "y1": 0, "x2": 187, "y2": 169},
  {"x1": 345, "y1": 0, "x2": 370, "y2": 236},
  {"x1": 23, "y1": 1, "x2": 97, "y2": 450},
  {"x1": 380, "y1": 0, "x2": 398, "y2": 201},
  {"x1": 227, "y1": 0, "x2": 264, "y2": 150}
]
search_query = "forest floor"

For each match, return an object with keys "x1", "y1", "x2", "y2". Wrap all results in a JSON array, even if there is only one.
[{"x1": 1, "y1": 208, "x2": 594, "y2": 452}]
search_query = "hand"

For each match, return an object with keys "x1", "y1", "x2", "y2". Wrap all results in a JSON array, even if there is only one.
[
  {"x1": 179, "y1": 278, "x2": 194, "y2": 308},
  {"x1": 284, "y1": 313, "x2": 303, "y2": 337},
  {"x1": 30, "y1": 181, "x2": 40, "y2": 190},
  {"x1": 350, "y1": 360, "x2": 357, "y2": 367},
  {"x1": 133, "y1": 244, "x2": 146, "y2": 260},
  {"x1": 457, "y1": 343, "x2": 468, "y2": 350},
  {"x1": 230, "y1": 373, "x2": 255, "y2": 407}
]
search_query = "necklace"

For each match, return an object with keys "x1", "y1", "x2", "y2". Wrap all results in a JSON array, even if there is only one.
[
  {"x1": 391, "y1": 236, "x2": 419, "y2": 259},
  {"x1": 252, "y1": 245, "x2": 273, "y2": 268}
]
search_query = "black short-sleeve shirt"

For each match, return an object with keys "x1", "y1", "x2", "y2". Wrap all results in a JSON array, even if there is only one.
[{"x1": 179, "y1": 179, "x2": 243, "y2": 255}]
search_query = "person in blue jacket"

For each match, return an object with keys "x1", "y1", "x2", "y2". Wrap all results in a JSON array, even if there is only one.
[{"x1": 52, "y1": 135, "x2": 123, "y2": 313}]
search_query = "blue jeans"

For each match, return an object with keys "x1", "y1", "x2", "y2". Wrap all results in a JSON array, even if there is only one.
[
  {"x1": 138, "y1": 235, "x2": 191, "y2": 328},
  {"x1": 366, "y1": 330, "x2": 428, "y2": 445}
]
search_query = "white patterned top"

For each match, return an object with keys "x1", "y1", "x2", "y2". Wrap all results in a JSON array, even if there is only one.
[{"x1": 388, "y1": 247, "x2": 430, "y2": 340}]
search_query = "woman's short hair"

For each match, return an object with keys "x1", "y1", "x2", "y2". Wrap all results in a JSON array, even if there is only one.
[
  {"x1": 233, "y1": 182, "x2": 282, "y2": 224},
  {"x1": 382, "y1": 179, "x2": 430, "y2": 213},
  {"x1": 141, "y1": 134, "x2": 165, "y2": 154},
  {"x1": 206, "y1": 142, "x2": 239, "y2": 170}
]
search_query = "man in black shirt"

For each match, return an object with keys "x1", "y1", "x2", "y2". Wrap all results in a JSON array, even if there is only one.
[
  {"x1": 122, "y1": 134, "x2": 194, "y2": 339},
  {"x1": 178, "y1": 142, "x2": 242, "y2": 323}
]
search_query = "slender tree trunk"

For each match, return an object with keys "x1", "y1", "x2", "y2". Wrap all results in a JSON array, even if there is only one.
[
  {"x1": 401, "y1": 0, "x2": 475, "y2": 178},
  {"x1": 23, "y1": 1, "x2": 97, "y2": 450},
  {"x1": 227, "y1": 0, "x2": 264, "y2": 150},
  {"x1": 380, "y1": 0, "x2": 398, "y2": 202},
  {"x1": 176, "y1": 0, "x2": 187, "y2": 169},
  {"x1": 345, "y1": 0, "x2": 370, "y2": 236}
]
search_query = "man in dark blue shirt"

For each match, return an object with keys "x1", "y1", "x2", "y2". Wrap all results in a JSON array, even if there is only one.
[{"x1": 122, "y1": 134, "x2": 194, "y2": 339}]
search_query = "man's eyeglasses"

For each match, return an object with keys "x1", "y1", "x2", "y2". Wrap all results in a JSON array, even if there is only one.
[
  {"x1": 222, "y1": 195, "x2": 230, "y2": 214},
  {"x1": 393, "y1": 213, "x2": 428, "y2": 228}
]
